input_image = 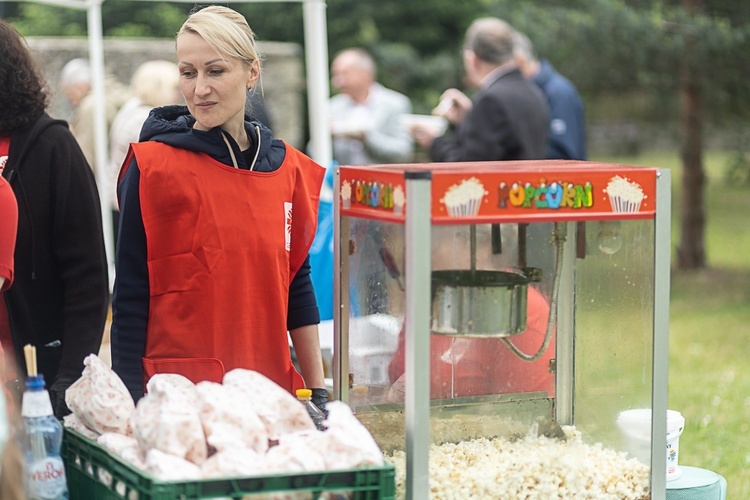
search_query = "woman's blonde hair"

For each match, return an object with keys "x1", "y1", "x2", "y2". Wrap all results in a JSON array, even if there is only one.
[{"x1": 177, "y1": 6, "x2": 262, "y2": 77}]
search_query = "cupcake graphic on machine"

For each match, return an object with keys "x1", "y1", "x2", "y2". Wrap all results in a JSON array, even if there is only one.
[
  {"x1": 605, "y1": 175, "x2": 646, "y2": 213},
  {"x1": 441, "y1": 177, "x2": 488, "y2": 217}
]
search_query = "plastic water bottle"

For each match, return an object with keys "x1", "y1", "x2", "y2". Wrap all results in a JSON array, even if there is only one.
[
  {"x1": 21, "y1": 374, "x2": 69, "y2": 500},
  {"x1": 296, "y1": 388, "x2": 326, "y2": 431}
]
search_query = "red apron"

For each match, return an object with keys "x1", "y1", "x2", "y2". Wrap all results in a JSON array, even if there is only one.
[{"x1": 124, "y1": 141, "x2": 324, "y2": 392}]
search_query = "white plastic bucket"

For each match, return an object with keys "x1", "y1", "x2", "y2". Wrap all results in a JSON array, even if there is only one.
[{"x1": 616, "y1": 409, "x2": 686, "y2": 481}]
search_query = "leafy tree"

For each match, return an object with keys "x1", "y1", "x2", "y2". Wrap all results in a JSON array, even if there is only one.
[
  {"x1": 480, "y1": 0, "x2": 748, "y2": 270},
  {"x1": 102, "y1": 1, "x2": 187, "y2": 38},
  {"x1": 676, "y1": 0, "x2": 705, "y2": 269},
  {"x1": 9, "y1": 3, "x2": 87, "y2": 36},
  {"x1": 6, "y1": 0, "x2": 749, "y2": 269}
]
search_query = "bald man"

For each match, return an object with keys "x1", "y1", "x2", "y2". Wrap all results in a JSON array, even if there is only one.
[{"x1": 329, "y1": 48, "x2": 414, "y2": 166}]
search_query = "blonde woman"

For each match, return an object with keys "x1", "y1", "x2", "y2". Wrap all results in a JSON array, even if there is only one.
[{"x1": 111, "y1": 6, "x2": 328, "y2": 411}]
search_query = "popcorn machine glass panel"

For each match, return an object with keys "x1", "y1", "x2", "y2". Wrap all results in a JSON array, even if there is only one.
[
  {"x1": 344, "y1": 221, "x2": 561, "y2": 452},
  {"x1": 344, "y1": 218, "x2": 405, "y2": 397},
  {"x1": 335, "y1": 162, "x2": 670, "y2": 499},
  {"x1": 574, "y1": 219, "x2": 655, "y2": 443}
]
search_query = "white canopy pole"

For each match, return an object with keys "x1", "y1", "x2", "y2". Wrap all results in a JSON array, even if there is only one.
[
  {"x1": 86, "y1": 0, "x2": 115, "y2": 288},
  {"x1": 29, "y1": 0, "x2": 115, "y2": 287},
  {"x1": 303, "y1": 0, "x2": 332, "y2": 172}
]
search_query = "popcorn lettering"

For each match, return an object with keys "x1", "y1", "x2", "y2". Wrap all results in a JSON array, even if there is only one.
[
  {"x1": 346, "y1": 180, "x2": 395, "y2": 210},
  {"x1": 499, "y1": 181, "x2": 593, "y2": 210}
]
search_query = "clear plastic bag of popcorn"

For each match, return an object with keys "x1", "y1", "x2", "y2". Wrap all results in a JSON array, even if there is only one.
[
  {"x1": 97, "y1": 432, "x2": 146, "y2": 470},
  {"x1": 63, "y1": 413, "x2": 101, "y2": 440},
  {"x1": 195, "y1": 381, "x2": 269, "y2": 454},
  {"x1": 146, "y1": 373, "x2": 199, "y2": 408},
  {"x1": 65, "y1": 354, "x2": 135, "y2": 435},
  {"x1": 320, "y1": 401, "x2": 384, "y2": 469},
  {"x1": 97, "y1": 432, "x2": 138, "y2": 455},
  {"x1": 222, "y1": 369, "x2": 315, "y2": 439},
  {"x1": 145, "y1": 449, "x2": 202, "y2": 481},
  {"x1": 130, "y1": 376, "x2": 207, "y2": 465},
  {"x1": 264, "y1": 431, "x2": 327, "y2": 474},
  {"x1": 201, "y1": 447, "x2": 265, "y2": 478}
]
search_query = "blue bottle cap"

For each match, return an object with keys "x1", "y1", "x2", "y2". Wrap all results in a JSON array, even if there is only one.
[{"x1": 25, "y1": 375, "x2": 46, "y2": 391}]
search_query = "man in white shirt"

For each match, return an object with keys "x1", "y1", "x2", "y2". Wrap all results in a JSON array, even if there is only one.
[
  {"x1": 327, "y1": 49, "x2": 414, "y2": 320},
  {"x1": 329, "y1": 48, "x2": 414, "y2": 166}
]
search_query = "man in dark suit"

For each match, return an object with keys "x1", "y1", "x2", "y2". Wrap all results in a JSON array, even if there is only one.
[
  {"x1": 406, "y1": 19, "x2": 554, "y2": 402},
  {"x1": 414, "y1": 17, "x2": 549, "y2": 162}
]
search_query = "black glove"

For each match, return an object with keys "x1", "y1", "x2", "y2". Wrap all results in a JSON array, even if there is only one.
[
  {"x1": 311, "y1": 388, "x2": 329, "y2": 417},
  {"x1": 49, "y1": 387, "x2": 71, "y2": 419},
  {"x1": 49, "y1": 378, "x2": 73, "y2": 419}
]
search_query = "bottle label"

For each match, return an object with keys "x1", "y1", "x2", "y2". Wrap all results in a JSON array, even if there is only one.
[
  {"x1": 22, "y1": 391, "x2": 54, "y2": 418},
  {"x1": 28, "y1": 457, "x2": 67, "y2": 498}
]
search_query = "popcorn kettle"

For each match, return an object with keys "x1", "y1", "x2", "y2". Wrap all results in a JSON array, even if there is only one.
[{"x1": 429, "y1": 222, "x2": 566, "y2": 362}]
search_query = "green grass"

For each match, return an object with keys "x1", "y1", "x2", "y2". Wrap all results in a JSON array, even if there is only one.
[{"x1": 593, "y1": 149, "x2": 750, "y2": 498}]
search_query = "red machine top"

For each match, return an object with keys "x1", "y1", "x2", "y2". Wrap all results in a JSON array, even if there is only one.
[{"x1": 338, "y1": 160, "x2": 660, "y2": 224}]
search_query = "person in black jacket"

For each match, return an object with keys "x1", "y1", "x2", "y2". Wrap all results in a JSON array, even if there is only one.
[
  {"x1": 410, "y1": 18, "x2": 555, "y2": 342},
  {"x1": 414, "y1": 17, "x2": 549, "y2": 162},
  {"x1": 0, "y1": 20, "x2": 109, "y2": 418}
]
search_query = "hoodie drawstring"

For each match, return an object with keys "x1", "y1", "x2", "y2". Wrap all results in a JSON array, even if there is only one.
[
  {"x1": 249, "y1": 125, "x2": 261, "y2": 171},
  {"x1": 220, "y1": 132, "x2": 240, "y2": 169},
  {"x1": 220, "y1": 127, "x2": 261, "y2": 171}
]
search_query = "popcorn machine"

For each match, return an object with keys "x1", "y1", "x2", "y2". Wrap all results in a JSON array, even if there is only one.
[{"x1": 333, "y1": 161, "x2": 671, "y2": 499}]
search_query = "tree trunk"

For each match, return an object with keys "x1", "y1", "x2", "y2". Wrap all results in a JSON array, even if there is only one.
[{"x1": 677, "y1": 0, "x2": 706, "y2": 270}]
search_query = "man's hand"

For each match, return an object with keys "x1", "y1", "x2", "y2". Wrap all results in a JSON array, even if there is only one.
[
  {"x1": 412, "y1": 124, "x2": 438, "y2": 149},
  {"x1": 432, "y1": 88, "x2": 472, "y2": 125},
  {"x1": 338, "y1": 130, "x2": 365, "y2": 141},
  {"x1": 330, "y1": 120, "x2": 367, "y2": 141}
]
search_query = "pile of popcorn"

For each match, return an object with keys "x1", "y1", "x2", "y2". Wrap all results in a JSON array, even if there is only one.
[
  {"x1": 384, "y1": 425, "x2": 650, "y2": 499},
  {"x1": 357, "y1": 410, "x2": 534, "y2": 454},
  {"x1": 63, "y1": 355, "x2": 384, "y2": 498}
]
